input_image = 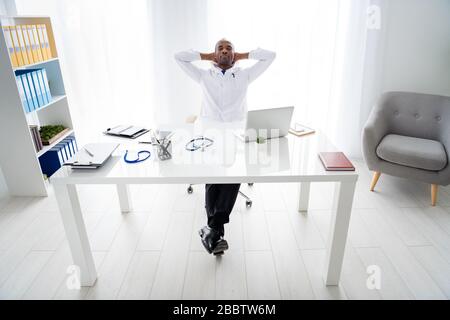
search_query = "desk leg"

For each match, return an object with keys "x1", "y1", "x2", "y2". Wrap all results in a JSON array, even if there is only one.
[
  {"x1": 298, "y1": 182, "x2": 310, "y2": 214},
  {"x1": 117, "y1": 184, "x2": 131, "y2": 213},
  {"x1": 54, "y1": 183, "x2": 97, "y2": 286},
  {"x1": 323, "y1": 181, "x2": 356, "y2": 286}
]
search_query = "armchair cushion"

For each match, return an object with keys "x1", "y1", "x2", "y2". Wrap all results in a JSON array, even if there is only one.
[{"x1": 376, "y1": 134, "x2": 448, "y2": 171}]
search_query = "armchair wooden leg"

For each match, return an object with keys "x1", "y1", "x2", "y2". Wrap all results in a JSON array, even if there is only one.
[
  {"x1": 370, "y1": 172, "x2": 381, "y2": 192},
  {"x1": 431, "y1": 184, "x2": 438, "y2": 207}
]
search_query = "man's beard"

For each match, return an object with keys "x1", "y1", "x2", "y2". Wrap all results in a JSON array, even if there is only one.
[{"x1": 219, "y1": 56, "x2": 232, "y2": 66}]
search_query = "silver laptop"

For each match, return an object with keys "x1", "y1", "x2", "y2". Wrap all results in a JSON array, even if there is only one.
[{"x1": 237, "y1": 106, "x2": 294, "y2": 142}]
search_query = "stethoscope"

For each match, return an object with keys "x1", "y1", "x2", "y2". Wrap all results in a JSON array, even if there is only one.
[
  {"x1": 185, "y1": 136, "x2": 214, "y2": 151},
  {"x1": 123, "y1": 150, "x2": 151, "y2": 163}
]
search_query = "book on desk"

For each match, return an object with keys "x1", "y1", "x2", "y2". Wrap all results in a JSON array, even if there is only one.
[{"x1": 318, "y1": 152, "x2": 355, "y2": 171}]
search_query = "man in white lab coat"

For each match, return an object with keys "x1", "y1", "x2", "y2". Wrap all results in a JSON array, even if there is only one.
[{"x1": 175, "y1": 39, "x2": 276, "y2": 255}]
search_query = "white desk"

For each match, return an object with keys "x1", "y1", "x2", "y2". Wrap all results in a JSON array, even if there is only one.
[{"x1": 51, "y1": 124, "x2": 358, "y2": 287}]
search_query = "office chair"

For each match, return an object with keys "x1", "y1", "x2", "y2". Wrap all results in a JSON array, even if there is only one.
[{"x1": 187, "y1": 183, "x2": 254, "y2": 208}]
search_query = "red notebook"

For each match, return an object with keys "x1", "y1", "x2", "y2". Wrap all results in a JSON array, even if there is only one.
[{"x1": 318, "y1": 152, "x2": 355, "y2": 171}]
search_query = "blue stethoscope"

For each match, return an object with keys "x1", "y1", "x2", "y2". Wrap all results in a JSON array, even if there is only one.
[{"x1": 123, "y1": 150, "x2": 151, "y2": 163}]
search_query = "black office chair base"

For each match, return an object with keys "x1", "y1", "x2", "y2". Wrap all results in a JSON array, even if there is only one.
[{"x1": 238, "y1": 190, "x2": 252, "y2": 208}]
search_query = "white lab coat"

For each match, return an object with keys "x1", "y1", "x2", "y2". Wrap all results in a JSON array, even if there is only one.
[{"x1": 174, "y1": 48, "x2": 276, "y2": 123}]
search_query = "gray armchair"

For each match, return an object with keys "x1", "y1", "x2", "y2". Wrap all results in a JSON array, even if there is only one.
[{"x1": 362, "y1": 92, "x2": 450, "y2": 206}]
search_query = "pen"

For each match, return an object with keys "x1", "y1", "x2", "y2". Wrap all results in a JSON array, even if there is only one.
[
  {"x1": 84, "y1": 148, "x2": 94, "y2": 157},
  {"x1": 153, "y1": 132, "x2": 161, "y2": 145}
]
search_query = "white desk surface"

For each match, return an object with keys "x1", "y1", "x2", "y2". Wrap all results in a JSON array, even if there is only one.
[{"x1": 51, "y1": 122, "x2": 358, "y2": 185}]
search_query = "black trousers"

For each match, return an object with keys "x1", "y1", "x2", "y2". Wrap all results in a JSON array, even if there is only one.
[{"x1": 205, "y1": 184, "x2": 241, "y2": 235}]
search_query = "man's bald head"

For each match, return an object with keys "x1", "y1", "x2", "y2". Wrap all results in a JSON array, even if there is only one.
[{"x1": 214, "y1": 39, "x2": 235, "y2": 69}]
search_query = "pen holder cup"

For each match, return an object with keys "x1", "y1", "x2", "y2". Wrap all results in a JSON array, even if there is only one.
[{"x1": 154, "y1": 140, "x2": 172, "y2": 161}]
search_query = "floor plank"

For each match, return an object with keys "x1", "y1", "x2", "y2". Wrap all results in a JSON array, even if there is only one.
[
  {"x1": 117, "y1": 251, "x2": 160, "y2": 300},
  {"x1": 402, "y1": 208, "x2": 450, "y2": 264},
  {"x1": 287, "y1": 209, "x2": 325, "y2": 250},
  {"x1": 265, "y1": 212, "x2": 315, "y2": 299},
  {"x1": 374, "y1": 200, "x2": 430, "y2": 247},
  {"x1": 182, "y1": 252, "x2": 216, "y2": 299},
  {"x1": 0, "y1": 212, "x2": 63, "y2": 286},
  {"x1": 301, "y1": 249, "x2": 348, "y2": 300},
  {"x1": 137, "y1": 212, "x2": 172, "y2": 251},
  {"x1": 215, "y1": 250, "x2": 247, "y2": 300},
  {"x1": 339, "y1": 247, "x2": 382, "y2": 300},
  {"x1": 23, "y1": 243, "x2": 72, "y2": 299},
  {"x1": 355, "y1": 247, "x2": 414, "y2": 300},
  {"x1": 245, "y1": 251, "x2": 281, "y2": 300},
  {"x1": 359, "y1": 208, "x2": 446, "y2": 299},
  {"x1": 86, "y1": 212, "x2": 150, "y2": 299},
  {"x1": 241, "y1": 199, "x2": 271, "y2": 251},
  {"x1": 0, "y1": 251, "x2": 52, "y2": 299},
  {"x1": 53, "y1": 252, "x2": 107, "y2": 300},
  {"x1": 149, "y1": 211, "x2": 194, "y2": 299},
  {"x1": 409, "y1": 246, "x2": 450, "y2": 299}
]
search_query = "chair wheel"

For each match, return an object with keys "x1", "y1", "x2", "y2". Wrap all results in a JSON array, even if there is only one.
[
  {"x1": 187, "y1": 186, "x2": 193, "y2": 194},
  {"x1": 248, "y1": 183, "x2": 254, "y2": 187},
  {"x1": 246, "y1": 200, "x2": 252, "y2": 208}
]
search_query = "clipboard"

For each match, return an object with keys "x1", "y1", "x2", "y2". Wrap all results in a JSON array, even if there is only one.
[
  {"x1": 64, "y1": 143, "x2": 119, "y2": 169},
  {"x1": 104, "y1": 125, "x2": 149, "y2": 139}
]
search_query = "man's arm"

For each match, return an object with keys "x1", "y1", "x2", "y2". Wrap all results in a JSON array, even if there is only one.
[
  {"x1": 243, "y1": 48, "x2": 276, "y2": 83},
  {"x1": 174, "y1": 50, "x2": 206, "y2": 83}
]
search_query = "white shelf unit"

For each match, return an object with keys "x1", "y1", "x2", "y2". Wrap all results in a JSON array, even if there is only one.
[{"x1": 0, "y1": 16, "x2": 75, "y2": 196}]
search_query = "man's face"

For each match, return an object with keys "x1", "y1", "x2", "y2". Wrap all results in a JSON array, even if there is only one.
[{"x1": 214, "y1": 40, "x2": 235, "y2": 67}]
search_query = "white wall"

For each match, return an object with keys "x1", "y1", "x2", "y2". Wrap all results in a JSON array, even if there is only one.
[{"x1": 381, "y1": 0, "x2": 450, "y2": 96}]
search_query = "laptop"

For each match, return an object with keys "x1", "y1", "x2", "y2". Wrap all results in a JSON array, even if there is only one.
[{"x1": 236, "y1": 106, "x2": 294, "y2": 142}]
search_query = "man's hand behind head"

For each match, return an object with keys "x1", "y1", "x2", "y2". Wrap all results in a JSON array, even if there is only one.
[
  {"x1": 233, "y1": 52, "x2": 249, "y2": 64},
  {"x1": 200, "y1": 52, "x2": 216, "y2": 62}
]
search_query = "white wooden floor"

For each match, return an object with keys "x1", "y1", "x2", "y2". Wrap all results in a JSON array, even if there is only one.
[{"x1": 0, "y1": 159, "x2": 449, "y2": 300}]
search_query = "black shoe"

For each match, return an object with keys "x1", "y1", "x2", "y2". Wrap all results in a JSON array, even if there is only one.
[{"x1": 198, "y1": 226, "x2": 229, "y2": 255}]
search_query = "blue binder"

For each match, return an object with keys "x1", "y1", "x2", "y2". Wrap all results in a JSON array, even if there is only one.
[
  {"x1": 26, "y1": 72, "x2": 38, "y2": 110},
  {"x1": 37, "y1": 69, "x2": 50, "y2": 104},
  {"x1": 19, "y1": 75, "x2": 32, "y2": 113},
  {"x1": 56, "y1": 142, "x2": 70, "y2": 161},
  {"x1": 38, "y1": 144, "x2": 65, "y2": 177},
  {"x1": 41, "y1": 69, "x2": 52, "y2": 102},
  {"x1": 16, "y1": 76, "x2": 30, "y2": 113},
  {"x1": 30, "y1": 70, "x2": 44, "y2": 107},
  {"x1": 67, "y1": 135, "x2": 78, "y2": 151},
  {"x1": 62, "y1": 137, "x2": 75, "y2": 156},
  {"x1": 62, "y1": 139, "x2": 73, "y2": 157}
]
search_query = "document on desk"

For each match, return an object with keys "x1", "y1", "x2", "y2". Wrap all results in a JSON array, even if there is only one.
[{"x1": 64, "y1": 143, "x2": 119, "y2": 168}]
